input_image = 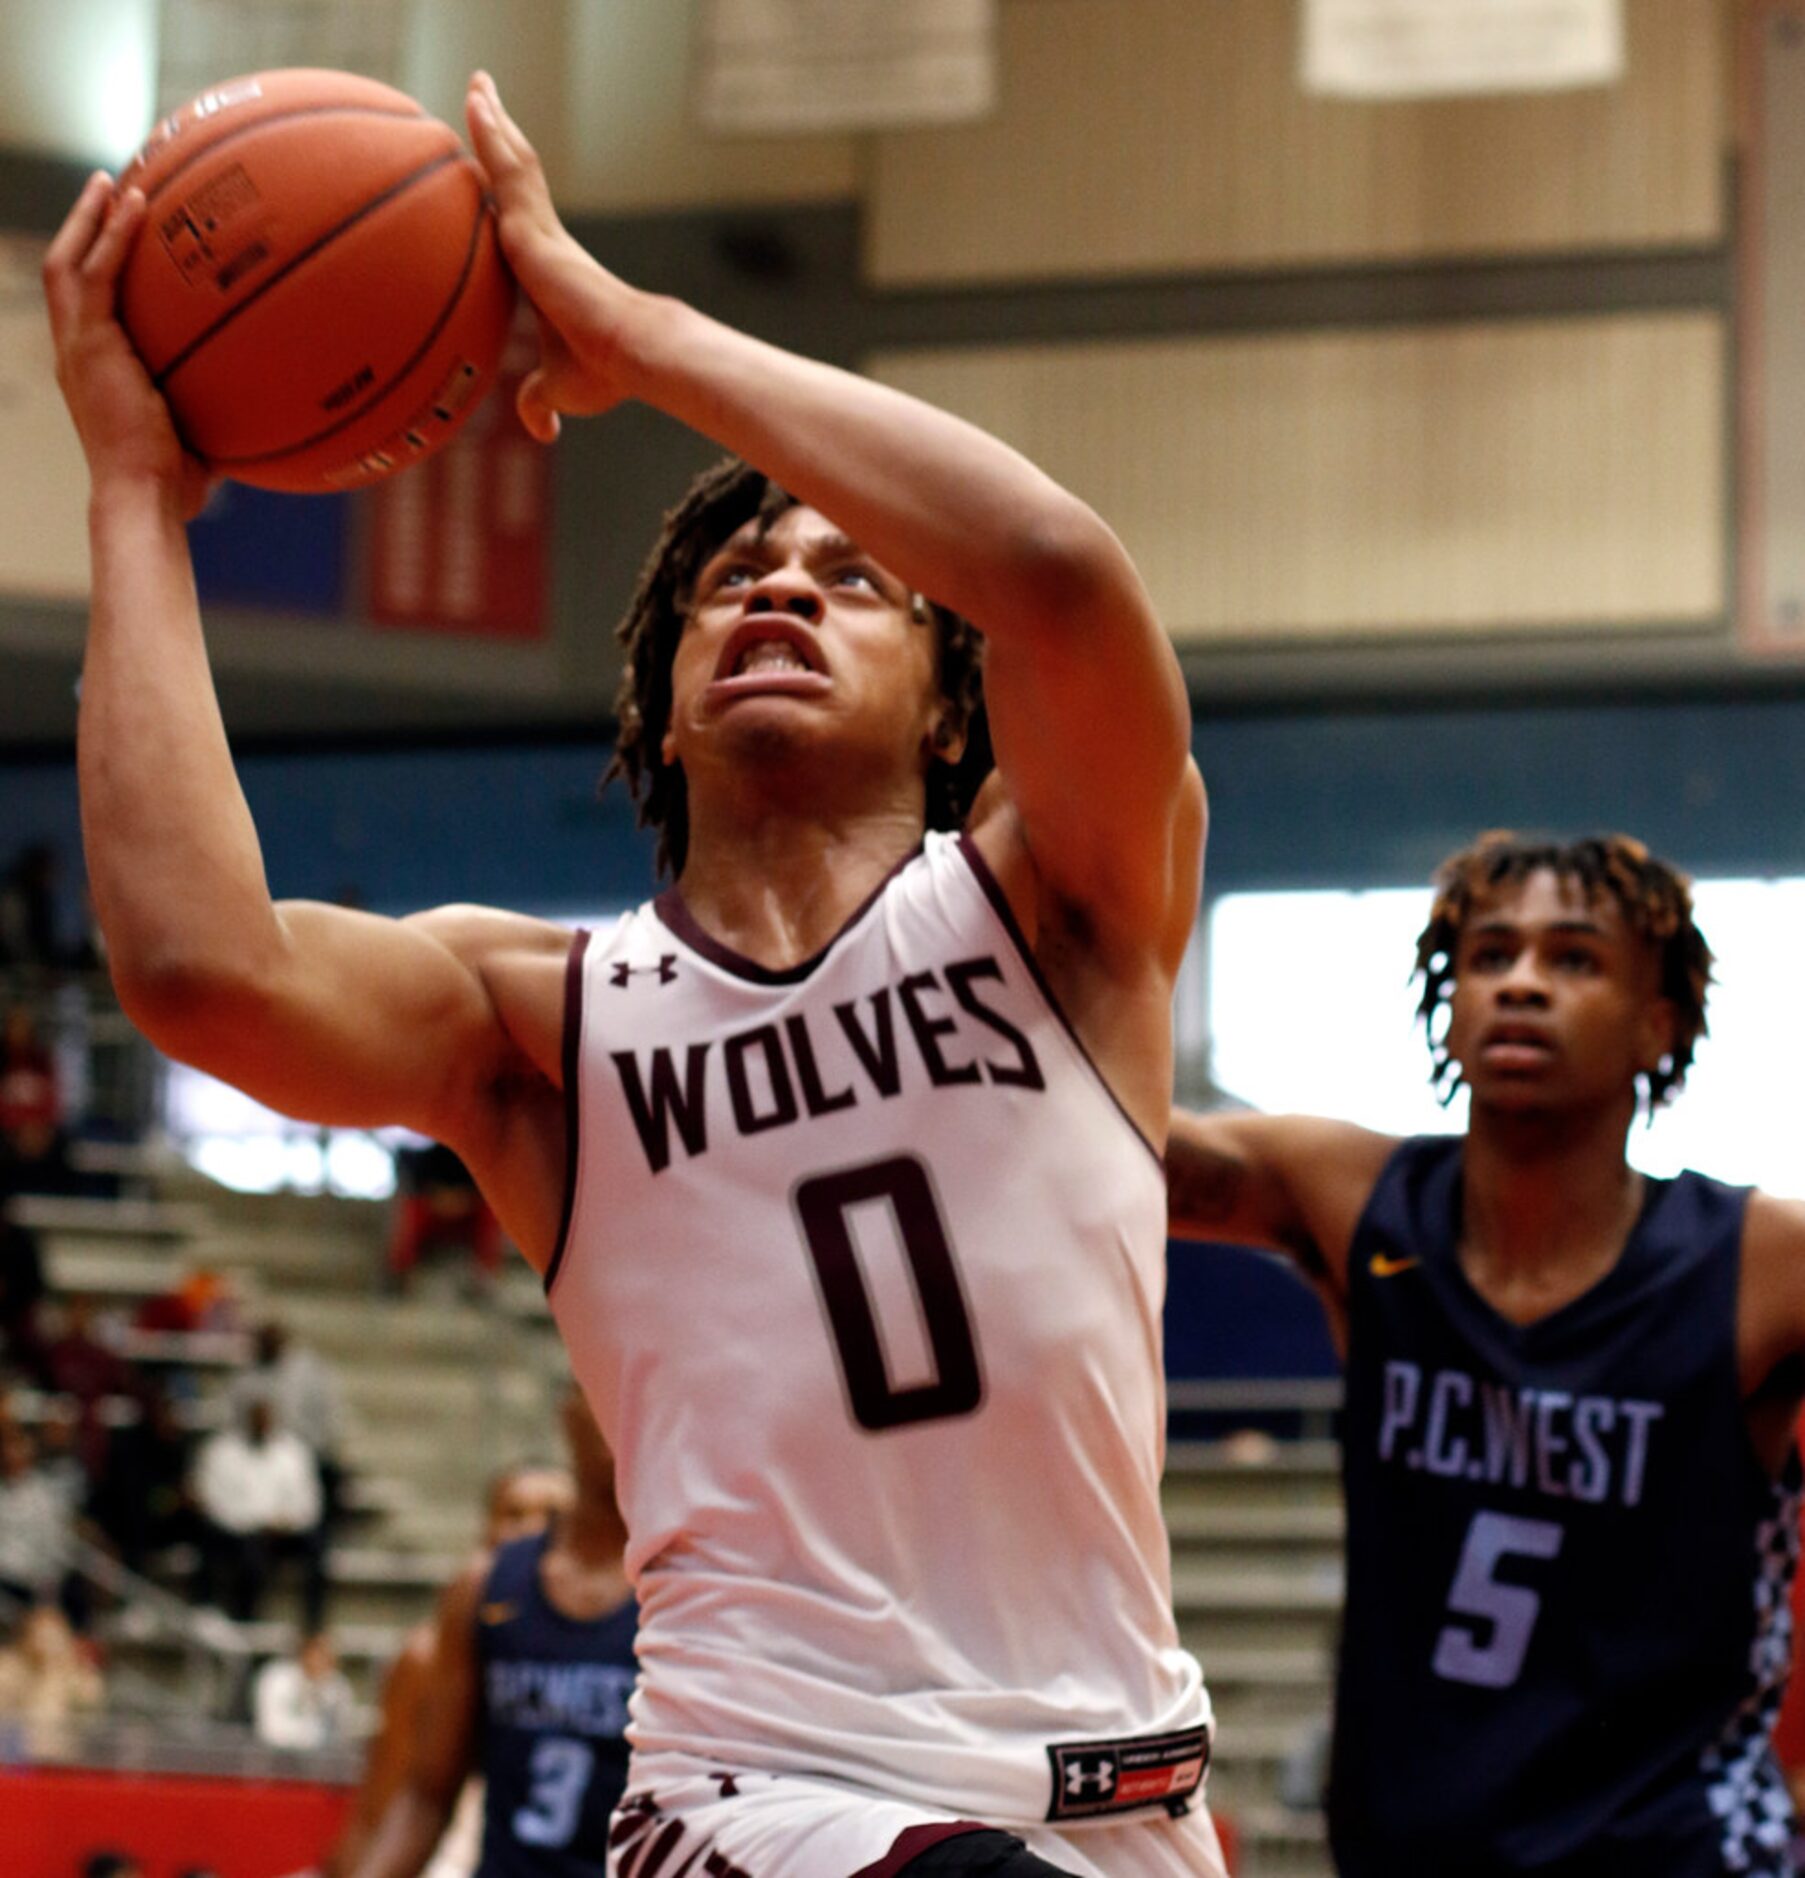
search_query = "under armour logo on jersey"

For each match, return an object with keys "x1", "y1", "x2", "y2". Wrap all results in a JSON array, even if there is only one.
[
  {"x1": 611, "y1": 955, "x2": 678, "y2": 988},
  {"x1": 1064, "y1": 1756, "x2": 1117, "y2": 1799}
]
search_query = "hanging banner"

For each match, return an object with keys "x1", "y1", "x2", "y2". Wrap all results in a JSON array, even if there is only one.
[
  {"x1": 1300, "y1": 0, "x2": 1624, "y2": 99},
  {"x1": 695, "y1": 0, "x2": 996, "y2": 134},
  {"x1": 364, "y1": 317, "x2": 553, "y2": 640}
]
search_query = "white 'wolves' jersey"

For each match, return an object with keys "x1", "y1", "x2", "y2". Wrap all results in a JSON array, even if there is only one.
[{"x1": 548, "y1": 831, "x2": 1209, "y2": 1826}]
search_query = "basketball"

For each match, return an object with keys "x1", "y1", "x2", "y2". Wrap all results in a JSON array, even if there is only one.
[{"x1": 117, "y1": 68, "x2": 516, "y2": 494}]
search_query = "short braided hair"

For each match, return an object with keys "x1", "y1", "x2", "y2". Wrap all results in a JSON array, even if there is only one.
[
  {"x1": 605, "y1": 457, "x2": 988, "y2": 877},
  {"x1": 1413, "y1": 831, "x2": 1712, "y2": 1111}
]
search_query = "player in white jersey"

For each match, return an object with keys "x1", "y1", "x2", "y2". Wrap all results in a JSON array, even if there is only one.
[{"x1": 47, "y1": 68, "x2": 1215, "y2": 1878}]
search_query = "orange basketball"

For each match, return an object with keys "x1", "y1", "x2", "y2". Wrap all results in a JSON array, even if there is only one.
[{"x1": 118, "y1": 68, "x2": 517, "y2": 494}]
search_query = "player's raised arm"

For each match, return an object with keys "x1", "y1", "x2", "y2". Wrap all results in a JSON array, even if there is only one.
[
  {"x1": 1165, "y1": 1108, "x2": 1400, "y2": 1297},
  {"x1": 43, "y1": 174, "x2": 551, "y2": 1164},
  {"x1": 464, "y1": 72, "x2": 1200, "y2": 958}
]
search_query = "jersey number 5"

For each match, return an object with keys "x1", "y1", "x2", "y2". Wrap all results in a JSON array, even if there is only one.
[
  {"x1": 1432, "y1": 1509, "x2": 1565, "y2": 1689},
  {"x1": 794, "y1": 1155, "x2": 983, "y2": 1432}
]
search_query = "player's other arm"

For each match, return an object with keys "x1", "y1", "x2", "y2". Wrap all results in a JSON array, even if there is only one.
[
  {"x1": 346, "y1": 1567, "x2": 484, "y2": 1878},
  {"x1": 1735, "y1": 1194, "x2": 1805, "y2": 1469},
  {"x1": 1166, "y1": 1111, "x2": 1400, "y2": 1299},
  {"x1": 323, "y1": 1624, "x2": 437, "y2": 1878},
  {"x1": 463, "y1": 75, "x2": 1198, "y2": 952},
  {"x1": 44, "y1": 176, "x2": 549, "y2": 1158}
]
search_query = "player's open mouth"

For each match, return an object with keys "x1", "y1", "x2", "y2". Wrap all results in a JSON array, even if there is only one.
[
  {"x1": 734, "y1": 642, "x2": 811, "y2": 676},
  {"x1": 708, "y1": 620, "x2": 832, "y2": 698}
]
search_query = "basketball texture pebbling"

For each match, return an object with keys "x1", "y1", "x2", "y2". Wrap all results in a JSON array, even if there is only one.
[{"x1": 118, "y1": 68, "x2": 517, "y2": 494}]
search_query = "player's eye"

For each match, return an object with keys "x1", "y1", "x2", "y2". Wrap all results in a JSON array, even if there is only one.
[
  {"x1": 1555, "y1": 948, "x2": 1602, "y2": 974},
  {"x1": 829, "y1": 565, "x2": 878, "y2": 591}
]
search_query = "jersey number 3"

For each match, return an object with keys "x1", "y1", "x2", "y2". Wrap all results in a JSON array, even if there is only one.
[
  {"x1": 514, "y1": 1736, "x2": 595, "y2": 1848},
  {"x1": 794, "y1": 1155, "x2": 983, "y2": 1432},
  {"x1": 1432, "y1": 1509, "x2": 1565, "y2": 1689}
]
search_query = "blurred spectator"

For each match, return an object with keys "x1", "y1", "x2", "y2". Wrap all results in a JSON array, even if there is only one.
[
  {"x1": 0, "y1": 1602, "x2": 103, "y2": 1757},
  {"x1": 0, "y1": 1425, "x2": 75, "y2": 1616},
  {"x1": 0, "y1": 1002, "x2": 71, "y2": 1192},
  {"x1": 0, "y1": 844, "x2": 64, "y2": 974},
  {"x1": 93, "y1": 1381, "x2": 194, "y2": 1578},
  {"x1": 39, "y1": 1296, "x2": 132, "y2": 1487},
  {"x1": 234, "y1": 1319, "x2": 347, "y2": 1538},
  {"x1": 133, "y1": 1263, "x2": 244, "y2": 1338},
  {"x1": 192, "y1": 1397, "x2": 326, "y2": 1628},
  {"x1": 388, "y1": 1141, "x2": 502, "y2": 1292},
  {"x1": 0, "y1": 1203, "x2": 47, "y2": 1377},
  {"x1": 34, "y1": 1396, "x2": 91, "y2": 1513},
  {"x1": 253, "y1": 1628, "x2": 356, "y2": 1750},
  {"x1": 41, "y1": 1295, "x2": 130, "y2": 1410}
]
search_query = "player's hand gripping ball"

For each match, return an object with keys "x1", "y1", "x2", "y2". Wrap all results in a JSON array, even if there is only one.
[{"x1": 117, "y1": 68, "x2": 517, "y2": 493}]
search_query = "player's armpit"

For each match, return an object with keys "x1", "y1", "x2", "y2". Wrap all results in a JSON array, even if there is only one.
[{"x1": 1166, "y1": 1111, "x2": 1398, "y2": 1295}]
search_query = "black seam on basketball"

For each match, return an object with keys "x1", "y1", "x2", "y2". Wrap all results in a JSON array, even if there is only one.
[
  {"x1": 151, "y1": 148, "x2": 464, "y2": 389},
  {"x1": 134, "y1": 103, "x2": 429, "y2": 211},
  {"x1": 205, "y1": 193, "x2": 492, "y2": 469}
]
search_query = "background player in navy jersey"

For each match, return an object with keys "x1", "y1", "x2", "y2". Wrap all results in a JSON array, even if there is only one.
[
  {"x1": 47, "y1": 64, "x2": 1213, "y2": 1878},
  {"x1": 349, "y1": 1389, "x2": 634, "y2": 1878},
  {"x1": 327, "y1": 1464, "x2": 576, "y2": 1878},
  {"x1": 1167, "y1": 831, "x2": 1805, "y2": 1878}
]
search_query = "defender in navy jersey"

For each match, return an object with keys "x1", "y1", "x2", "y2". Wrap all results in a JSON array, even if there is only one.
[
  {"x1": 54, "y1": 63, "x2": 1215, "y2": 1878},
  {"x1": 349, "y1": 1391, "x2": 635, "y2": 1878},
  {"x1": 328, "y1": 1465, "x2": 576, "y2": 1878},
  {"x1": 1168, "y1": 833, "x2": 1805, "y2": 1877}
]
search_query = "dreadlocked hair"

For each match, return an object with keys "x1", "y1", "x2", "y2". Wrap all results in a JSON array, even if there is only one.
[
  {"x1": 604, "y1": 456, "x2": 989, "y2": 878},
  {"x1": 1413, "y1": 831, "x2": 1713, "y2": 1112}
]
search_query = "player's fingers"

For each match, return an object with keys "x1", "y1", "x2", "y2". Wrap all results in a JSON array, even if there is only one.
[
  {"x1": 41, "y1": 173, "x2": 113, "y2": 322},
  {"x1": 467, "y1": 73, "x2": 543, "y2": 194},
  {"x1": 78, "y1": 186, "x2": 147, "y2": 294},
  {"x1": 43, "y1": 171, "x2": 112, "y2": 275},
  {"x1": 516, "y1": 371, "x2": 561, "y2": 445}
]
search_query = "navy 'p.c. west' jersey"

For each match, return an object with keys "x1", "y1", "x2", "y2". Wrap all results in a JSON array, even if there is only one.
[
  {"x1": 474, "y1": 1530, "x2": 638, "y2": 1878},
  {"x1": 1332, "y1": 1137, "x2": 1800, "y2": 1878}
]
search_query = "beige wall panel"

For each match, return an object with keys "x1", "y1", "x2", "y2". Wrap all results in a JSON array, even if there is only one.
[
  {"x1": 557, "y1": 0, "x2": 859, "y2": 213},
  {"x1": 868, "y1": 0, "x2": 1722, "y2": 285},
  {"x1": 870, "y1": 315, "x2": 1723, "y2": 639}
]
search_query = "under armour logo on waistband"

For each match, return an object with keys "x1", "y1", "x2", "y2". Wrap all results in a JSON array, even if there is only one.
[{"x1": 1065, "y1": 1757, "x2": 1117, "y2": 1798}]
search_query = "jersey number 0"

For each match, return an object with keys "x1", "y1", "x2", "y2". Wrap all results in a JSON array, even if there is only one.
[{"x1": 794, "y1": 1154, "x2": 983, "y2": 1432}]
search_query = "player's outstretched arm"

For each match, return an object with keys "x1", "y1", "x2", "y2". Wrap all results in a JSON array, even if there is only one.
[
  {"x1": 45, "y1": 173, "x2": 551, "y2": 1165},
  {"x1": 345, "y1": 1567, "x2": 483, "y2": 1878},
  {"x1": 1166, "y1": 1110, "x2": 1400, "y2": 1298},
  {"x1": 465, "y1": 72, "x2": 1198, "y2": 957}
]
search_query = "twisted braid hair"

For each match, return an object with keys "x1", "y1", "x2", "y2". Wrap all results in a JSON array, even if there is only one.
[
  {"x1": 1413, "y1": 831, "x2": 1712, "y2": 1112},
  {"x1": 605, "y1": 457, "x2": 989, "y2": 878}
]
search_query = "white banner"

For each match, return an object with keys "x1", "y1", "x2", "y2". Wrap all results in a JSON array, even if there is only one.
[
  {"x1": 694, "y1": 0, "x2": 996, "y2": 134},
  {"x1": 1301, "y1": 0, "x2": 1624, "y2": 99},
  {"x1": 0, "y1": 236, "x2": 92, "y2": 602}
]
